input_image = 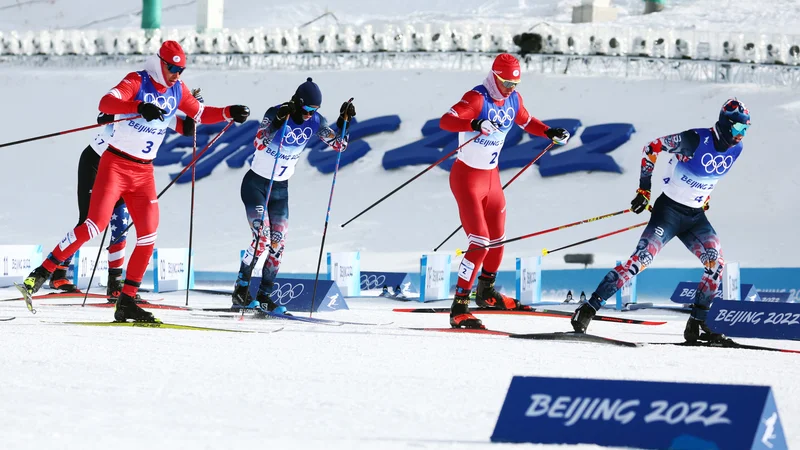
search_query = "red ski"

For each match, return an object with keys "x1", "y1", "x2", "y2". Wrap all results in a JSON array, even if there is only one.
[{"x1": 393, "y1": 307, "x2": 666, "y2": 326}]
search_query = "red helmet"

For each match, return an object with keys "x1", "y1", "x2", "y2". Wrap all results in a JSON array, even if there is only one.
[
  {"x1": 159, "y1": 40, "x2": 186, "y2": 68},
  {"x1": 492, "y1": 53, "x2": 521, "y2": 83}
]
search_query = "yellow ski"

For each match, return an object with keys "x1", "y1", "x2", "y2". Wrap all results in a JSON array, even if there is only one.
[{"x1": 61, "y1": 321, "x2": 281, "y2": 333}]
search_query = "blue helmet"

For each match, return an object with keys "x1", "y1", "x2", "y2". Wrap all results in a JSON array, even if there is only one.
[{"x1": 716, "y1": 98, "x2": 750, "y2": 146}]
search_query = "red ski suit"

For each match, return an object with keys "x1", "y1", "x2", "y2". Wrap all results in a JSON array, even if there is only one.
[
  {"x1": 42, "y1": 67, "x2": 233, "y2": 297},
  {"x1": 440, "y1": 85, "x2": 549, "y2": 292}
]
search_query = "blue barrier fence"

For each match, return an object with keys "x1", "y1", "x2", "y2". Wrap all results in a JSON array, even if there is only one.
[{"x1": 175, "y1": 267, "x2": 800, "y2": 302}]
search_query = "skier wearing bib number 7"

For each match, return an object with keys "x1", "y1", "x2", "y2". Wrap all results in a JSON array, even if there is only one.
[
  {"x1": 21, "y1": 40, "x2": 250, "y2": 323},
  {"x1": 570, "y1": 99, "x2": 750, "y2": 344},
  {"x1": 230, "y1": 78, "x2": 353, "y2": 314},
  {"x1": 439, "y1": 53, "x2": 571, "y2": 329}
]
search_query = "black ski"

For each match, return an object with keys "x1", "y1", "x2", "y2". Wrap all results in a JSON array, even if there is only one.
[
  {"x1": 393, "y1": 306, "x2": 665, "y2": 325},
  {"x1": 510, "y1": 331, "x2": 641, "y2": 348},
  {"x1": 0, "y1": 317, "x2": 15, "y2": 321},
  {"x1": 649, "y1": 340, "x2": 800, "y2": 354}
]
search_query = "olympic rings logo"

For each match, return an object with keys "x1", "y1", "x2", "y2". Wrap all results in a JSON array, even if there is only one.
[
  {"x1": 143, "y1": 93, "x2": 177, "y2": 114},
  {"x1": 270, "y1": 282, "x2": 304, "y2": 305},
  {"x1": 701, "y1": 153, "x2": 733, "y2": 175},
  {"x1": 284, "y1": 126, "x2": 313, "y2": 145},
  {"x1": 360, "y1": 274, "x2": 386, "y2": 290},
  {"x1": 487, "y1": 107, "x2": 515, "y2": 128}
]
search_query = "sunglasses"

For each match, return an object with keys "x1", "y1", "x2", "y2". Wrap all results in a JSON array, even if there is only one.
[
  {"x1": 494, "y1": 72, "x2": 520, "y2": 89},
  {"x1": 159, "y1": 57, "x2": 185, "y2": 74},
  {"x1": 731, "y1": 121, "x2": 749, "y2": 137},
  {"x1": 301, "y1": 105, "x2": 318, "y2": 114}
]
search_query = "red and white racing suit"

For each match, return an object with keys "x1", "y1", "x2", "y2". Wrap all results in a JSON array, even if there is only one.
[{"x1": 440, "y1": 84, "x2": 549, "y2": 293}]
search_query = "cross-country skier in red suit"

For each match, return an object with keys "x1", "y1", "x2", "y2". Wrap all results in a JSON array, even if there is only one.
[
  {"x1": 21, "y1": 40, "x2": 251, "y2": 323},
  {"x1": 440, "y1": 53, "x2": 570, "y2": 329}
]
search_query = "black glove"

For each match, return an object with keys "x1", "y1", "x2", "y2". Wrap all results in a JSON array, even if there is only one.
[
  {"x1": 340, "y1": 101, "x2": 356, "y2": 119},
  {"x1": 337, "y1": 101, "x2": 356, "y2": 129},
  {"x1": 545, "y1": 127, "x2": 570, "y2": 145},
  {"x1": 277, "y1": 100, "x2": 298, "y2": 121},
  {"x1": 470, "y1": 119, "x2": 500, "y2": 135},
  {"x1": 228, "y1": 105, "x2": 250, "y2": 124},
  {"x1": 97, "y1": 113, "x2": 114, "y2": 125},
  {"x1": 191, "y1": 88, "x2": 204, "y2": 104},
  {"x1": 630, "y1": 188, "x2": 651, "y2": 214},
  {"x1": 182, "y1": 117, "x2": 196, "y2": 137},
  {"x1": 137, "y1": 102, "x2": 167, "y2": 122}
]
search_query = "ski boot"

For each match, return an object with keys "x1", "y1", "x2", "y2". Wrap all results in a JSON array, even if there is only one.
[
  {"x1": 392, "y1": 284, "x2": 408, "y2": 300},
  {"x1": 231, "y1": 283, "x2": 259, "y2": 309},
  {"x1": 48, "y1": 265, "x2": 78, "y2": 292},
  {"x1": 684, "y1": 316, "x2": 730, "y2": 344},
  {"x1": 563, "y1": 290, "x2": 574, "y2": 303},
  {"x1": 114, "y1": 292, "x2": 158, "y2": 323},
  {"x1": 570, "y1": 293, "x2": 602, "y2": 333},
  {"x1": 379, "y1": 285, "x2": 392, "y2": 298},
  {"x1": 474, "y1": 274, "x2": 529, "y2": 310},
  {"x1": 257, "y1": 291, "x2": 291, "y2": 316},
  {"x1": 22, "y1": 266, "x2": 51, "y2": 296},
  {"x1": 450, "y1": 288, "x2": 484, "y2": 329},
  {"x1": 106, "y1": 270, "x2": 143, "y2": 304}
]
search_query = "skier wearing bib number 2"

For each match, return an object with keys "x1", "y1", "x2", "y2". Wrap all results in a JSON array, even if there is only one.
[
  {"x1": 21, "y1": 41, "x2": 250, "y2": 323},
  {"x1": 570, "y1": 99, "x2": 750, "y2": 344},
  {"x1": 440, "y1": 53, "x2": 571, "y2": 329},
  {"x1": 231, "y1": 78, "x2": 353, "y2": 314}
]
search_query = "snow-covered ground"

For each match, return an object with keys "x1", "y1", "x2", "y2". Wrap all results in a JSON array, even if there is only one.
[{"x1": 1, "y1": 289, "x2": 798, "y2": 450}]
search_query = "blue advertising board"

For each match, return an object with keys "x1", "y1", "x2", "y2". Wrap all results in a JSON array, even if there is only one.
[
  {"x1": 706, "y1": 299, "x2": 800, "y2": 341},
  {"x1": 491, "y1": 376, "x2": 787, "y2": 450},
  {"x1": 247, "y1": 276, "x2": 348, "y2": 312}
]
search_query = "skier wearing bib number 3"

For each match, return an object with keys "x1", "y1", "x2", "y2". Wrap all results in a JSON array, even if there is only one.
[
  {"x1": 440, "y1": 53, "x2": 571, "y2": 329},
  {"x1": 231, "y1": 78, "x2": 353, "y2": 314},
  {"x1": 21, "y1": 41, "x2": 250, "y2": 323},
  {"x1": 570, "y1": 99, "x2": 750, "y2": 344}
]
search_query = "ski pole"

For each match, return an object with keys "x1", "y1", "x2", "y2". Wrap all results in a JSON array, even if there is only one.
[
  {"x1": 83, "y1": 119, "x2": 234, "y2": 303},
  {"x1": 433, "y1": 142, "x2": 555, "y2": 252},
  {"x1": 310, "y1": 98, "x2": 353, "y2": 317},
  {"x1": 185, "y1": 123, "x2": 198, "y2": 307},
  {"x1": 0, "y1": 116, "x2": 141, "y2": 149},
  {"x1": 81, "y1": 227, "x2": 109, "y2": 307},
  {"x1": 107, "y1": 120, "x2": 235, "y2": 246},
  {"x1": 245, "y1": 118, "x2": 290, "y2": 286},
  {"x1": 541, "y1": 221, "x2": 648, "y2": 256},
  {"x1": 456, "y1": 208, "x2": 633, "y2": 256},
  {"x1": 340, "y1": 134, "x2": 480, "y2": 228}
]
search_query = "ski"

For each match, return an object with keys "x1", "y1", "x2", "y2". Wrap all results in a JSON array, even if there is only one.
[
  {"x1": 649, "y1": 340, "x2": 800, "y2": 354},
  {"x1": 194, "y1": 308, "x2": 390, "y2": 326},
  {"x1": 0, "y1": 317, "x2": 16, "y2": 321},
  {"x1": 510, "y1": 331, "x2": 641, "y2": 348},
  {"x1": 392, "y1": 307, "x2": 666, "y2": 326},
  {"x1": 41, "y1": 301, "x2": 188, "y2": 311},
  {"x1": 404, "y1": 327, "x2": 511, "y2": 336},
  {"x1": 53, "y1": 320, "x2": 283, "y2": 333},
  {"x1": 1, "y1": 291, "x2": 110, "y2": 302},
  {"x1": 13, "y1": 283, "x2": 36, "y2": 314}
]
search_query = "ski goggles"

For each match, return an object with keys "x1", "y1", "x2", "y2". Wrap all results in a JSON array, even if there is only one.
[
  {"x1": 159, "y1": 57, "x2": 185, "y2": 74},
  {"x1": 301, "y1": 105, "x2": 318, "y2": 114},
  {"x1": 494, "y1": 72, "x2": 520, "y2": 89},
  {"x1": 731, "y1": 121, "x2": 749, "y2": 136}
]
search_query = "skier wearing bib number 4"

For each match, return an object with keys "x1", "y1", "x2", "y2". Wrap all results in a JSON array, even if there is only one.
[
  {"x1": 231, "y1": 78, "x2": 353, "y2": 314},
  {"x1": 21, "y1": 41, "x2": 250, "y2": 323},
  {"x1": 440, "y1": 53, "x2": 571, "y2": 329},
  {"x1": 570, "y1": 99, "x2": 750, "y2": 344}
]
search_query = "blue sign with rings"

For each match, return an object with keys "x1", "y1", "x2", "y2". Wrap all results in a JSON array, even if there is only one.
[
  {"x1": 491, "y1": 376, "x2": 787, "y2": 450},
  {"x1": 248, "y1": 276, "x2": 348, "y2": 312}
]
